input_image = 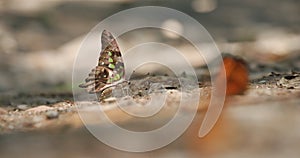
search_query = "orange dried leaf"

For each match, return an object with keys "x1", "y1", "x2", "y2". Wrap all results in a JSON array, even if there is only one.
[{"x1": 216, "y1": 56, "x2": 249, "y2": 96}]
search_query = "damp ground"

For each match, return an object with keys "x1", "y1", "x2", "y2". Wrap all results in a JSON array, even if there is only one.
[{"x1": 1, "y1": 0, "x2": 300, "y2": 158}]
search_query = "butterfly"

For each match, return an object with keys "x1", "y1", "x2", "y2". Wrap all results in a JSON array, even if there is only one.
[{"x1": 79, "y1": 30, "x2": 126, "y2": 97}]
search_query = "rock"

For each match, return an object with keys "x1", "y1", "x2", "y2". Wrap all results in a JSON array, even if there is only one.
[
  {"x1": 17, "y1": 104, "x2": 29, "y2": 111},
  {"x1": 46, "y1": 110, "x2": 59, "y2": 119}
]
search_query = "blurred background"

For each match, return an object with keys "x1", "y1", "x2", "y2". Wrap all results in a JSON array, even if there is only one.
[
  {"x1": 0, "y1": 1, "x2": 300, "y2": 158},
  {"x1": 0, "y1": 0, "x2": 299, "y2": 94}
]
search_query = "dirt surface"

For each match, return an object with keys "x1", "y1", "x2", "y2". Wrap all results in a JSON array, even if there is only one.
[
  {"x1": 1, "y1": 0, "x2": 300, "y2": 158},
  {"x1": 0, "y1": 70, "x2": 299, "y2": 132},
  {"x1": 0, "y1": 71, "x2": 299, "y2": 158}
]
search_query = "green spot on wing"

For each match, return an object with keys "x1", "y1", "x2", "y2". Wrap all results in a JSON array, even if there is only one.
[
  {"x1": 108, "y1": 64, "x2": 115, "y2": 69},
  {"x1": 114, "y1": 74, "x2": 120, "y2": 81},
  {"x1": 108, "y1": 58, "x2": 113, "y2": 63},
  {"x1": 108, "y1": 51, "x2": 112, "y2": 56},
  {"x1": 107, "y1": 78, "x2": 113, "y2": 83}
]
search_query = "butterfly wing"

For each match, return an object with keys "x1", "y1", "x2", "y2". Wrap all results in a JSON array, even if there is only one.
[
  {"x1": 79, "y1": 30, "x2": 125, "y2": 93},
  {"x1": 98, "y1": 30, "x2": 125, "y2": 84}
]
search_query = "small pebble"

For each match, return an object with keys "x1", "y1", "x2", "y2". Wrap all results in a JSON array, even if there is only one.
[
  {"x1": 46, "y1": 110, "x2": 59, "y2": 119},
  {"x1": 17, "y1": 104, "x2": 29, "y2": 111},
  {"x1": 258, "y1": 80, "x2": 267, "y2": 84}
]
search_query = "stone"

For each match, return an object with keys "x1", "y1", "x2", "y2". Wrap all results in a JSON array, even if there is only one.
[{"x1": 46, "y1": 110, "x2": 59, "y2": 119}]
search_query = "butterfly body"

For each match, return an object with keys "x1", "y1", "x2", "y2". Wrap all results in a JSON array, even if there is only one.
[{"x1": 79, "y1": 30, "x2": 125, "y2": 98}]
